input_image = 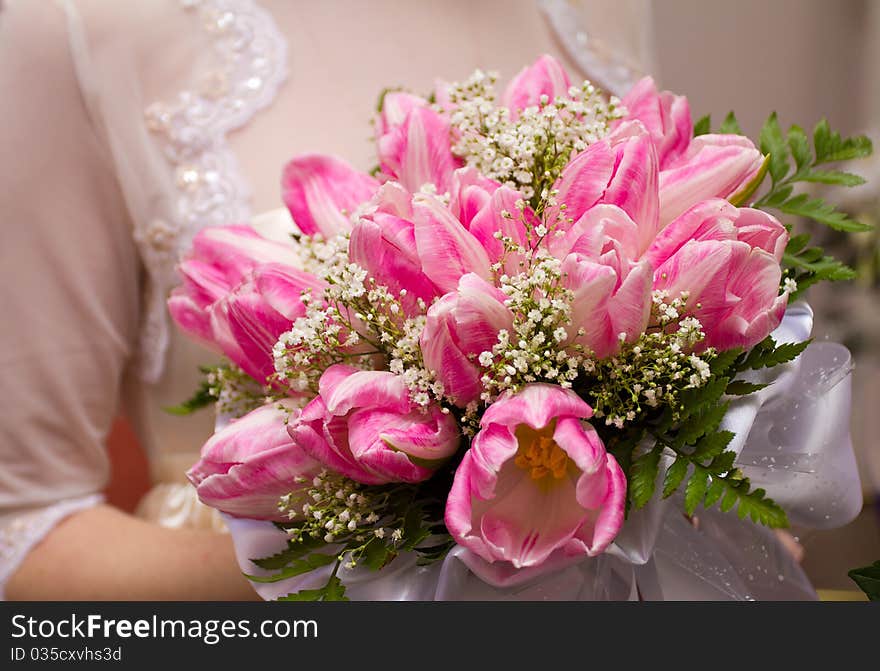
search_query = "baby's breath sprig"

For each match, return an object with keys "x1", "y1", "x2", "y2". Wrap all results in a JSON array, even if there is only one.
[
  {"x1": 211, "y1": 364, "x2": 274, "y2": 418},
  {"x1": 446, "y1": 69, "x2": 622, "y2": 210},
  {"x1": 262, "y1": 468, "x2": 455, "y2": 600},
  {"x1": 165, "y1": 363, "x2": 270, "y2": 419},
  {"x1": 581, "y1": 291, "x2": 715, "y2": 429},
  {"x1": 478, "y1": 248, "x2": 583, "y2": 405}
]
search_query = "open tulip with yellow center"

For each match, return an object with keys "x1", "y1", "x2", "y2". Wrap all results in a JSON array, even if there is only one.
[{"x1": 445, "y1": 384, "x2": 627, "y2": 568}]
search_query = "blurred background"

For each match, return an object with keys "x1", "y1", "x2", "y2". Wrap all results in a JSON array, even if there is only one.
[{"x1": 101, "y1": 0, "x2": 880, "y2": 598}]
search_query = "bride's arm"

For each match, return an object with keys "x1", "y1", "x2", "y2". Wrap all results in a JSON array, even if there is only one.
[
  {"x1": 0, "y1": 0, "x2": 254, "y2": 600},
  {"x1": 7, "y1": 506, "x2": 257, "y2": 601}
]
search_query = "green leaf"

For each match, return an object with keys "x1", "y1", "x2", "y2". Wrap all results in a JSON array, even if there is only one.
[
  {"x1": 678, "y1": 376, "x2": 729, "y2": 420},
  {"x1": 415, "y1": 539, "x2": 456, "y2": 566},
  {"x1": 742, "y1": 338, "x2": 811, "y2": 370},
  {"x1": 362, "y1": 537, "x2": 395, "y2": 571},
  {"x1": 708, "y1": 450, "x2": 736, "y2": 473},
  {"x1": 787, "y1": 124, "x2": 811, "y2": 171},
  {"x1": 759, "y1": 112, "x2": 789, "y2": 184},
  {"x1": 693, "y1": 114, "x2": 711, "y2": 136},
  {"x1": 692, "y1": 430, "x2": 735, "y2": 461},
  {"x1": 278, "y1": 575, "x2": 349, "y2": 602},
  {"x1": 684, "y1": 467, "x2": 709, "y2": 515},
  {"x1": 813, "y1": 119, "x2": 873, "y2": 164},
  {"x1": 662, "y1": 458, "x2": 689, "y2": 498},
  {"x1": 848, "y1": 561, "x2": 880, "y2": 601},
  {"x1": 709, "y1": 348, "x2": 742, "y2": 376},
  {"x1": 704, "y1": 477, "x2": 726, "y2": 508},
  {"x1": 778, "y1": 193, "x2": 872, "y2": 232},
  {"x1": 719, "y1": 111, "x2": 743, "y2": 135},
  {"x1": 798, "y1": 170, "x2": 866, "y2": 187},
  {"x1": 736, "y1": 487, "x2": 788, "y2": 527},
  {"x1": 760, "y1": 184, "x2": 793, "y2": 208},
  {"x1": 322, "y1": 574, "x2": 349, "y2": 601},
  {"x1": 399, "y1": 504, "x2": 431, "y2": 552},
  {"x1": 676, "y1": 402, "x2": 729, "y2": 447},
  {"x1": 630, "y1": 447, "x2": 662, "y2": 509},
  {"x1": 720, "y1": 486, "x2": 739, "y2": 513},
  {"x1": 785, "y1": 233, "x2": 811, "y2": 256},
  {"x1": 244, "y1": 552, "x2": 337, "y2": 583},
  {"x1": 251, "y1": 535, "x2": 326, "y2": 570},
  {"x1": 725, "y1": 381, "x2": 769, "y2": 396}
]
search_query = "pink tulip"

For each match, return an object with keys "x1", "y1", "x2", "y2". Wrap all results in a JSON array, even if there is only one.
[
  {"x1": 548, "y1": 121, "x2": 660, "y2": 254},
  {"x1": 187, "y1": 399, "x2": 322, "y2": 521},
  {"x1": 447, "y1": 167, "x2": 502, "y2": 228},
  {"x1": 653, "y1": 239, "x2": 787, "y2": 351},
  {"x1": 282, "y1": 154, "x2": 379, "y2": 238},
  {"x1": 502, "y1": 54, "x2": 571, "y2": 118},
  {"x1": 562, "y1": 252, "x2": 653, "y2": 359},
  {"x1": 658, "y1": 133, "x2": 764, "y2": 227},
  {"x1": 445, "y1": 384, "x2": 626, "y2": 568},
  {"x1": 412, "y1": 192, "x2": 493, "y2": 293},
  {"x1": 168, "y1": 225, "x2": 303, "y2": 345},
  {"x1": 421, "y1": 274, "x2": 514, "y2": 407},
  {"x1": 290, "y1": 365, "x2": 460, "y2": 485},
  {"x1": 616, "y1": 76, "x2": 692, "y2": 169},
  {"x1": 548, "y1": 204, "x2": 643, "y2": 264},
  {"x1": 646, "y1": 198, "x2": 788, "y2": 269},
  {"x1": 616, "y1": 77, "x2": 765, "y2": 227},
  {"x1": 350, "y1": 186, "x2": 442, "y2": 315},
  {"x1": 374, "y1": 91, "x2": 428, "y2": 138},
  {"x1": 210, "y1": 263, "x2": 324, "y2": 384},
  {"x1": 462, "y1": 188, "x2": 533, "y2": 268},
  {"x1": 376, "y1": 106, "x2": 461, "y2": 193}
]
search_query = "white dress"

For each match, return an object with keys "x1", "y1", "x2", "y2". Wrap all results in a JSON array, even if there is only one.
[{"x1": 0, "y1": 0, "x2": 860, "y2": 600}]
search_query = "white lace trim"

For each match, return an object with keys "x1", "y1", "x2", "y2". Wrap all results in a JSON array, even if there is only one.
[
  {"x1": 539, "y1": 0, "x2": 649, "y2": 98},
  {"x1": 0, "y1": 494, "x2": 104, "y2": 600},
  {"x1": 139, "y1": 0, "x2": 288, "y2": 382}
]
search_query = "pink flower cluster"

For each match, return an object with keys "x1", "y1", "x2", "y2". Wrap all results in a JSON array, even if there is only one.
[{"x1": 174, "y1": 56, "x2": 788, "y2": 569}]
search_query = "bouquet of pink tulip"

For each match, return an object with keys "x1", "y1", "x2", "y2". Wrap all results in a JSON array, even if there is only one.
[{"x1": 169, "y1": 55, "x2": 872, "y2": 600}]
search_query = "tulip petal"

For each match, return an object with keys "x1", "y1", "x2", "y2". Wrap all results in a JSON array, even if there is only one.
[
  {"x1": 375, "y1": 91, "x2": 427, "y2": 138},
  {"x1": 502, "y1": 54, "x2": 571, "y2": 118},
  {"x1": 291, "y1": 399, "x2": 389, "y2": 486},
  {"x1": 659, "y1": 134, "x2": 764, "y2": 227},
  {"x1": 572, "y1": 453, "x2": 628, "y2": 555},
  {"x1": 617, "y1": 76, "x2": 692, "y2": 168},
  {"x1": 481, "y1": 384, "x2": 593, "y2": 430},
  {"x1": 168, "y1": 290, "x2": 215, "y2": 344},
  {"x1": 446, "y1": 385, "x2": 625, "y2": 568},
  {"x1": 645, "y1": 198, "x2": 738, "y2": 268},
  {"x1": 730, "y1": 207, "x2": 788, "y2": 262},
  {"x1": 253, "y1": 263, "x2": 324, "y2": 320},
  {"x1": 468, "y1": 185, "x2": 532, "y2": 263},
  {"x1": 323, "y1": 369, "x2": 411, "y2": 416},
  {"x1": 603, "y1": 121, "x2": 661, "y2": 251},
  {"x1": 188, "y1": 401, "x2": 320, "y2": 521},
  {"x1": 477, "y1": 458, "x2": 587, "y2": 567},
  {"x1": 548, "y1": 140, "x2": 616, "y2": 226},
  {"x1": 413, "y1": 194, "x2": 492, "y2": 293},
  {"x1": 349, "y1": 213, "x2": 440, "y2": 314},
  {"x1": 192, "y1": 225, "x2": 302, "y2": 284},
  {"x1": 377, "y1": 106, "x2": 459, "y2": 193},
  {"x1": 282, "y1": 154, "x2": 379, "y2": 237},
  {"x1": 549, "y1": 204, "x2": 642, "y2": 261}
]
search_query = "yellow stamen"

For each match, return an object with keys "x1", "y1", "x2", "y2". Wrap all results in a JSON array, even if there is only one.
[{"x1": 514, "y1": 422, "x2": 574, "y2": 484}]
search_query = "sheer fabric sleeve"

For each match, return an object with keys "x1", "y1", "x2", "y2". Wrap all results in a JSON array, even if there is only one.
[{"x1": 0, "y1": 0, "x2": 141, "y2": 596}]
